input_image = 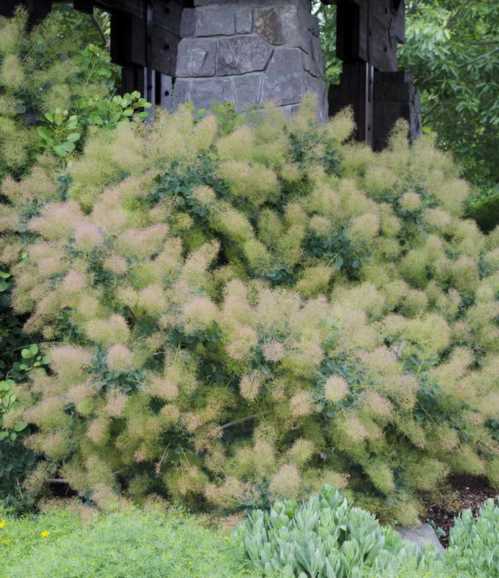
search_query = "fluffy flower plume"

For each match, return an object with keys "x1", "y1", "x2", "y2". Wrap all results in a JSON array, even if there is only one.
[
  {"x1": 50, "y1": 346, "x2": 92, "y2": 385},
  {"x1": 183, "y1": 296, "x2": 218, "y2": 333},
  {"x1": 262, "y1": 340, "x2": 285, "y2": 363},
  {"x1": 239, "y1": 372, "x2": 262, "y2": 401},
  {"x1": 106, "y1": 344, "x2": 134, "y2": 372},
  {"x1": 324, "y1": 376, "x2": 349, "y2": 403},
  {"x1": 74, "y1": 221, "x2": 104, "y2": 250}
]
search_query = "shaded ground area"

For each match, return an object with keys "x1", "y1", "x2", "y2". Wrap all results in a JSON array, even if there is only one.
[{"x1": 424, "y1": 475, "x2": 498, "y2": 547}]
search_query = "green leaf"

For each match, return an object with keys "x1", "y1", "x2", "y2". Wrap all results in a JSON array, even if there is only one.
[
  {"x1": 14, "y1": 421, "x2": 27, "y2": 432},
  {"x1": 54, "y1": 142, "x2": 75, "y2": 157},
  {"x1": 66, "y1": 132, "x2": 82, "y2": 143},
  {"x1": 21, "y1": 344, "x2": 39, "y2": 359},
  {"x1": 0, "y1": 379, "x2": 15, "y2": 391}
]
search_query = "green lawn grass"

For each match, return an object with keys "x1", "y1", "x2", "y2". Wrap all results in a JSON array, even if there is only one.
[{"x1": 0, "y1": 506, "x2": 260, "y2": 578}]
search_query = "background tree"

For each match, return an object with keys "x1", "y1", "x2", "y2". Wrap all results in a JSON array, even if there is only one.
[
  {"x1": 314, "y1": 1, "x2": 340, "y2": 85},
  {"x1": 400, "y1": 0, "x2": 499, "y2": 189}
]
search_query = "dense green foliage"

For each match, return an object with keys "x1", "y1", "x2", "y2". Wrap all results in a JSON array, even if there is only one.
[
  {"x1": 0, "y1": 506, "x2": 260, "y2": 578},
  {"x1": 1, "y1": 99, "x2": 498, "y2": 523},
  {"x1": 317, "y1": 0, "x2": 499, "y2": 230},
  {"x1": 401, "y1": 0, "x2": 499, "y2": 231},
  {"x1": 313, "y1": 2, "x2": 341, "y2": 84},
  {"x1": 401, "y1": 0, "x2": 499, "y2": 190},
  {"x1": 466, "y1": 186, "x2": 499, "y2": 233}
]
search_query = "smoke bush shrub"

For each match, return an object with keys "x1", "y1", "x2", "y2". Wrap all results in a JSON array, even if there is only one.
[
  {"x1": 1, "y1": 99, "x2": 499, "y2": 522},
  {"x1": 0, "y1": 8, "x2": 150, "y2": 510}
]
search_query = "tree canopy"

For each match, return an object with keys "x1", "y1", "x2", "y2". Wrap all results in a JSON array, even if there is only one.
[{"x1": 401, "y1": 0, "x2": 499, "y2": 188}]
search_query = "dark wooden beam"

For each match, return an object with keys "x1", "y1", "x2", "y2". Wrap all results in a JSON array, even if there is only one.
[
  {"x1": 329, "y1": 0, "x2": 420, "y2": 149},
  {"x1": 373, "y1": 70, "x2": 421, "y2": 150},
  {"x1": 330, "y1": 62, "x2": 374, "y2": 145},
  {"x1": 0, "y1": 0, "x2": 21, "y2": 17}
]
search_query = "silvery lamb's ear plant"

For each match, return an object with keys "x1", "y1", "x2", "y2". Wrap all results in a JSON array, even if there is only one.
[
  {"x1": 445, "y1": 499, "x2": 499, "y2": 578},
  {"x1": 239, "y1": 485, "x2": 421, "y2": 578}
]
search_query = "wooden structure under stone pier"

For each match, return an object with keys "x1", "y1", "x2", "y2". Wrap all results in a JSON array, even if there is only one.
[{"x1": 0, "y1": 0, "x2": 420, "y2": 150}]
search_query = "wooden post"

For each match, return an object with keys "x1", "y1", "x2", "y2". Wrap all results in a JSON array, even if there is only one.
[
  {"x1": 109, "y1": 0, "x2": 182, "y2": 104},
  {"x1": 328, "y1": 0, "x2": 420, "y2": 149},
  {"x1": 330, "y1": 62, "x2": 373, "y2": 144},
  {"x1": 373, "y1": 70, "x2": 421, "y2": 150}
]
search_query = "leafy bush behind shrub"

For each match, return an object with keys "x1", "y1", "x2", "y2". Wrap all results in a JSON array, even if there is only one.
[
  {"x1": 0, "y1": 9, "x2": 148, "y2": 181},
  {"x1": 466, "y1": 185, "x2": 499, "y2": 233},
  {"x1": 1, "y1": 263, "x2": 48, "y2": 512},
  {"x1": 1, "y1": 100, "x2": 499, "y2": 522}
]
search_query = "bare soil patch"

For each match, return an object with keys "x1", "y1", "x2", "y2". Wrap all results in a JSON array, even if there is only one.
[{"x1": 424, "y1": 475, "x2": 498, "y2": 547}]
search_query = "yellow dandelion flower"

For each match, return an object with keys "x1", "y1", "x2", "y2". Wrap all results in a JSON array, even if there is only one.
[
  {"x1": 0, "y1": 519, "x2": 6, "y2": 529},
  {"x1": 40, "y1": 530, "x2": 50, "y2": 539}
]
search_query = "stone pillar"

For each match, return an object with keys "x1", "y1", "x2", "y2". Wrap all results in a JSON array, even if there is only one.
[{"x1": 171, "y1": 0, "x2": 328, "y2": 120}]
